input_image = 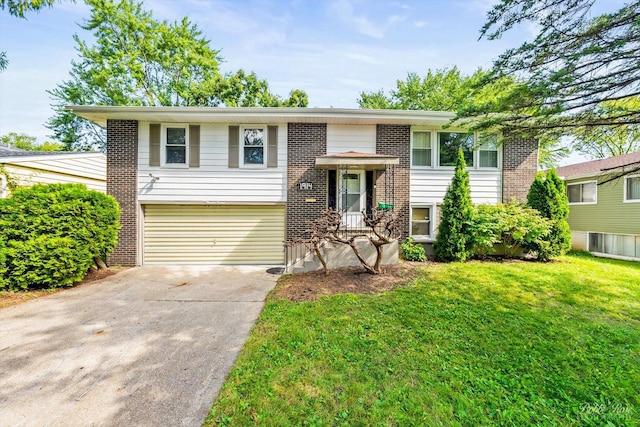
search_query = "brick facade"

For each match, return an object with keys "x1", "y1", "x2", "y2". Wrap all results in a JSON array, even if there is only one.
[
  {"x1": 286, "y1": 123, "x2": 327, "y2": 241},
  {"x1": 106, "y1": 119, "x2": 138, "y2": 266},
  {"x1": 376, "y1": 124, "x2": 411, "y2": 240},
  {"x1": 502, "y1": 132, "x2": 539, "y2": 202}
]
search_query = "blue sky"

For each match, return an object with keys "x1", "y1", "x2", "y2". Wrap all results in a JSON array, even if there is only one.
[{"x1": 0, "y1": 0, "x2": 588, "y2": 163}]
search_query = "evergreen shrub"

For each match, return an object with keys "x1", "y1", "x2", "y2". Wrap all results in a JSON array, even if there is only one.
[{"x1": 0, "y1": 184, "x2": 120, "y2": 290}]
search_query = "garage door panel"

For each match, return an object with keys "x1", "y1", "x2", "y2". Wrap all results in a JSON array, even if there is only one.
[{"x1": 144, "y1": 205, "x2": 285, "y2": 265}]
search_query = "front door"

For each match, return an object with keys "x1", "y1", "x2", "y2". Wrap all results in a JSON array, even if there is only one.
[{"x1": 339, "y1": 170, "x2": 366, "y2": 228}]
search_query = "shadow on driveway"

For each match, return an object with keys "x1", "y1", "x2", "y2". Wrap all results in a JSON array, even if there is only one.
[{"x1": 0, "y1": 266, "x2": 278, "y2": 426}]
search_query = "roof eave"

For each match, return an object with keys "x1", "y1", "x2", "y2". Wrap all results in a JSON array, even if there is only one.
[{"x1": 66, "y1": 105, "x2": 461, "y2": 128}]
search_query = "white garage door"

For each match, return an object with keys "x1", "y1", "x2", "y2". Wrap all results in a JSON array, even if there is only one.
[{"x1": 143, "y1": 204, "x2": 285, "y2": 265}]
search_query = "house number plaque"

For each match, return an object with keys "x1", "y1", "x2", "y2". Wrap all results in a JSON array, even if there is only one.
[{"x1": 299, "y1": 182, "x2": 313, "y2": 190}]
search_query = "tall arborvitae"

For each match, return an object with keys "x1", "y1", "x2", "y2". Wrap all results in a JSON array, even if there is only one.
[
  {"x1": 527, "y1": 169, "x2": 571, "y2": 257},
  {"x1": 434, "y1": 149, "x2": 474, "y2": 261}
]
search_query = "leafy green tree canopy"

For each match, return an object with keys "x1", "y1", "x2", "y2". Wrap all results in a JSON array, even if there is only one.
[
  {"x1": 1, "y1": 132, "x2": 64, "y2": 151},
  {"x1": 0, "y1": 0, "x2": 58, "y2": 18},
  {"x1": 570, "y1": 97, "x2": 640, "y2": 159},
  {"x1": 465, "y1": 0, "x2": 640, "y2": 142},
  {"x1": 47, "y1": 0, "x2": 308, "y2": 151},
  {"x1": 358, "y1": 66, "x2": 516, "y2": 113}
]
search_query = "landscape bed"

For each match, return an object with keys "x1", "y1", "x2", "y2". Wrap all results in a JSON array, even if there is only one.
[{"x1": 206, "y1": 253, "x2": 640, "y2": 426}]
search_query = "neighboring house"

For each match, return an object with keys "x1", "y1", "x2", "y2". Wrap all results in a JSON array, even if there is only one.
[
  {"x1": 0, "y1": 144, "x2": 106, "y2": 197},
  {"x1": 557, "y1": 152, "x2": 640, "y2": 261},
  {"x1": 68, "y1": 106, "x2": 538, "y2": 267}
]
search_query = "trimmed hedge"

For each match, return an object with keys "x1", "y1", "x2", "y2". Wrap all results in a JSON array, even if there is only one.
[{"x1": 0, "y1": 184, "x2": 120, "y2": 291}]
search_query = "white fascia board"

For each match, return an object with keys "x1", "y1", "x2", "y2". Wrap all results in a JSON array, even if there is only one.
[{"x1": 67, "y1": 105, "x2": 460, "y2": 128}]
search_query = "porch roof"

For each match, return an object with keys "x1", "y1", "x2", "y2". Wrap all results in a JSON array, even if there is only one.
[{"x1": 315, "y1": 151, "x2": 399, "y2": 170}]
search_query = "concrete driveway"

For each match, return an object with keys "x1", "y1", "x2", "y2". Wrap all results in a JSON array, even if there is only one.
[{"x1": 0, "y1": 266, "x2": 279, "y2": 426}]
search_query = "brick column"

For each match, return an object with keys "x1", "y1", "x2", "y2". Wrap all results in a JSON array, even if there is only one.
[
  {"x1": 106, "y1": 119, "x2": 138, "y2": 266},
  {"x1": 502, "y1": 132, "x2": 538, "y2": 202},
  {"x1": 286, "y1": 123, "x2": 327, "y2": 241},
  {"x1": 376, "y1": 124, "x2": 411, "y2": 240}
]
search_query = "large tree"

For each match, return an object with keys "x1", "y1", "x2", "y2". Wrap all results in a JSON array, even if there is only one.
[
  {"x1": 358, "y1": 67, "x2": 516, "y2": 113},
  {"x1": 570, "y1": 97, "x2": 640, "y2": 159},
  {"x1": 463, "y1": 0, "x2": 640, "y2": 144},
  {"x1": 359, "y1": 67, "x2": 485, "y2": 111},
  {"x1": 1, "y1": 132, "x2": 64, "y2": 151},
  {"x1": 47, "y1": 0, "x2": 308, "y2": 151}
]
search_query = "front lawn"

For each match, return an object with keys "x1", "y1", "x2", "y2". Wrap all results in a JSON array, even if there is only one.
[{"x1": 206, "y1": 253, "x2": 640, "y2": 426}]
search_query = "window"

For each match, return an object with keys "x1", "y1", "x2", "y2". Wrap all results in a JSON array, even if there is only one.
[
  {"x1": 165, "y1": 126, "x2": 187, "y2": 164},
  {"x1": 478, "y1": 134, "x2": 498, "y2": 168},
  {"x1": 411, "y1": 206, "x2": 432, "y2": 239},
  {"x1": 242, "y1": 127, "x2": 265, "y2": 166},
  {"x1": 438, "y1": 132, "x2": 474, "y2": 167},
  {"x1": 412, "y1": 131, "x2": 432, "y2": 166},
  {"x1": 567, "y1": 181, "x2": 597, "y2": 204},
  {"x1": 625, "y1": 175, "x2": 640, "y2": 202},
  {"x1": 589, "y1": 232, "x2": 640, "y2": 259}
]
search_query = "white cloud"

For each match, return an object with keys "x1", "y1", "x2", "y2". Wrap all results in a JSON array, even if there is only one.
[
  {"x1": 329, "y1": 0, "x2": 385, "y2": 39},
  {"x1": 414, "y1": 20, "x2": 428, "y2": 28}
]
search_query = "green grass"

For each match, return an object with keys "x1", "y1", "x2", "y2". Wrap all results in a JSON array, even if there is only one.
[{"x1": 206, "y1": 253, "x2": 640, "y2": 426}]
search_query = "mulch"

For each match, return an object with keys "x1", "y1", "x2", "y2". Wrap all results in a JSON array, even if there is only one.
[{"x1": 271, "y1": 261, "x2": 434, "y2": 302}]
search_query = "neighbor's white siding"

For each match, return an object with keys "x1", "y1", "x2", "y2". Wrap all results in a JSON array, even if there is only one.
[
  {"x1": 410, "y1": 169, "x2": 502, "y2": 205},
  {"x1": 326, "y1": 124, "x2": 376, "y2": 154},
  {"x1": 138, "y1": 122, "x2": 287, "y2": 203},
  {"x1": 2, "y1": 155, "x2": 106, "y2": 192}
]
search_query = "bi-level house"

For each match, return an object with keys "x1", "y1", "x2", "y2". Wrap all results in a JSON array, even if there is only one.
[{"x1": 68, "y1": 107, "x2": 538, "y2": 267}]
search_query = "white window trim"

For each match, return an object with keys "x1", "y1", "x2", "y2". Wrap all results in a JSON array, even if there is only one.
[
  {"x1": 240, "y1": 124, "x2": 268, "y2": 169},
  {"x1": 410, "y1": 128, "x2": 435, "y2": 168},
  {"x1": 161, "y1": 123, "x2": 189, "y2": 168},
  {"x1": 410, "y1": 203, "x2": 435, "y2": 242},
  {"x1": 623, "y1": 174, "x2": 640, "y2": 203},
  {"x1": 477, "y1": 134, "x2": 501, "y2": 169},
  {"x1": 410, "y1": 128, "x2": 501, "y2": 170},
  {"x1": 587, "y1": 231, "x2": 640, "y2": 261},
  {"x1": 0, "y1": 174, "x2": 7, "y2": 198},
  {"x1": 567, "y1": 180, "x2": 598, "y2": 205}
]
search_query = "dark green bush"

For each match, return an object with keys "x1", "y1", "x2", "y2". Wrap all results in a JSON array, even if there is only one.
[
  {"x1": 4, "y1": 236, "x2": 93, "y2": 290},
  {"x1": 527, "y1": 170, "x2": 571, "y2": 257},
  {"x1": 401, "y1": 237, "x2": 426, "y2": 262},
  {"x1": 471, "y1": 203, "x2": 552, "y2": 260},
  {"x1": 0, "y1": 184, "x2": 120, "y2": 290},
  {"x1": 434, "y1": 149, "x2": 474, "y2": 262},
  {"x1": 0, "y1": 239, "x2": 7, "y2": 289}
]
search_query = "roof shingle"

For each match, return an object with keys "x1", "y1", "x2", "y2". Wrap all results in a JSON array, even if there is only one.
[{"x1": 556, "y1": 152, "x2": 640, "y2": 179}]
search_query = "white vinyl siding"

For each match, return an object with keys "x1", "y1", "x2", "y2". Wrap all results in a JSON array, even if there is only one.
[
  {"x1": 143, "y1": 204, "x2": 285, "y2": 265},
  {"x1": 1, "y1": 155, "x2": 106, "y2": 192},
  {"x1": 139, "y1": 122, "x2": 287, "y2": 203},
  {"x1": 410, "y1": 169, "x2": 502, "y2": 205},
  {"x1": 326, "y1": 125, "x2": 376, "y2": 154}
]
